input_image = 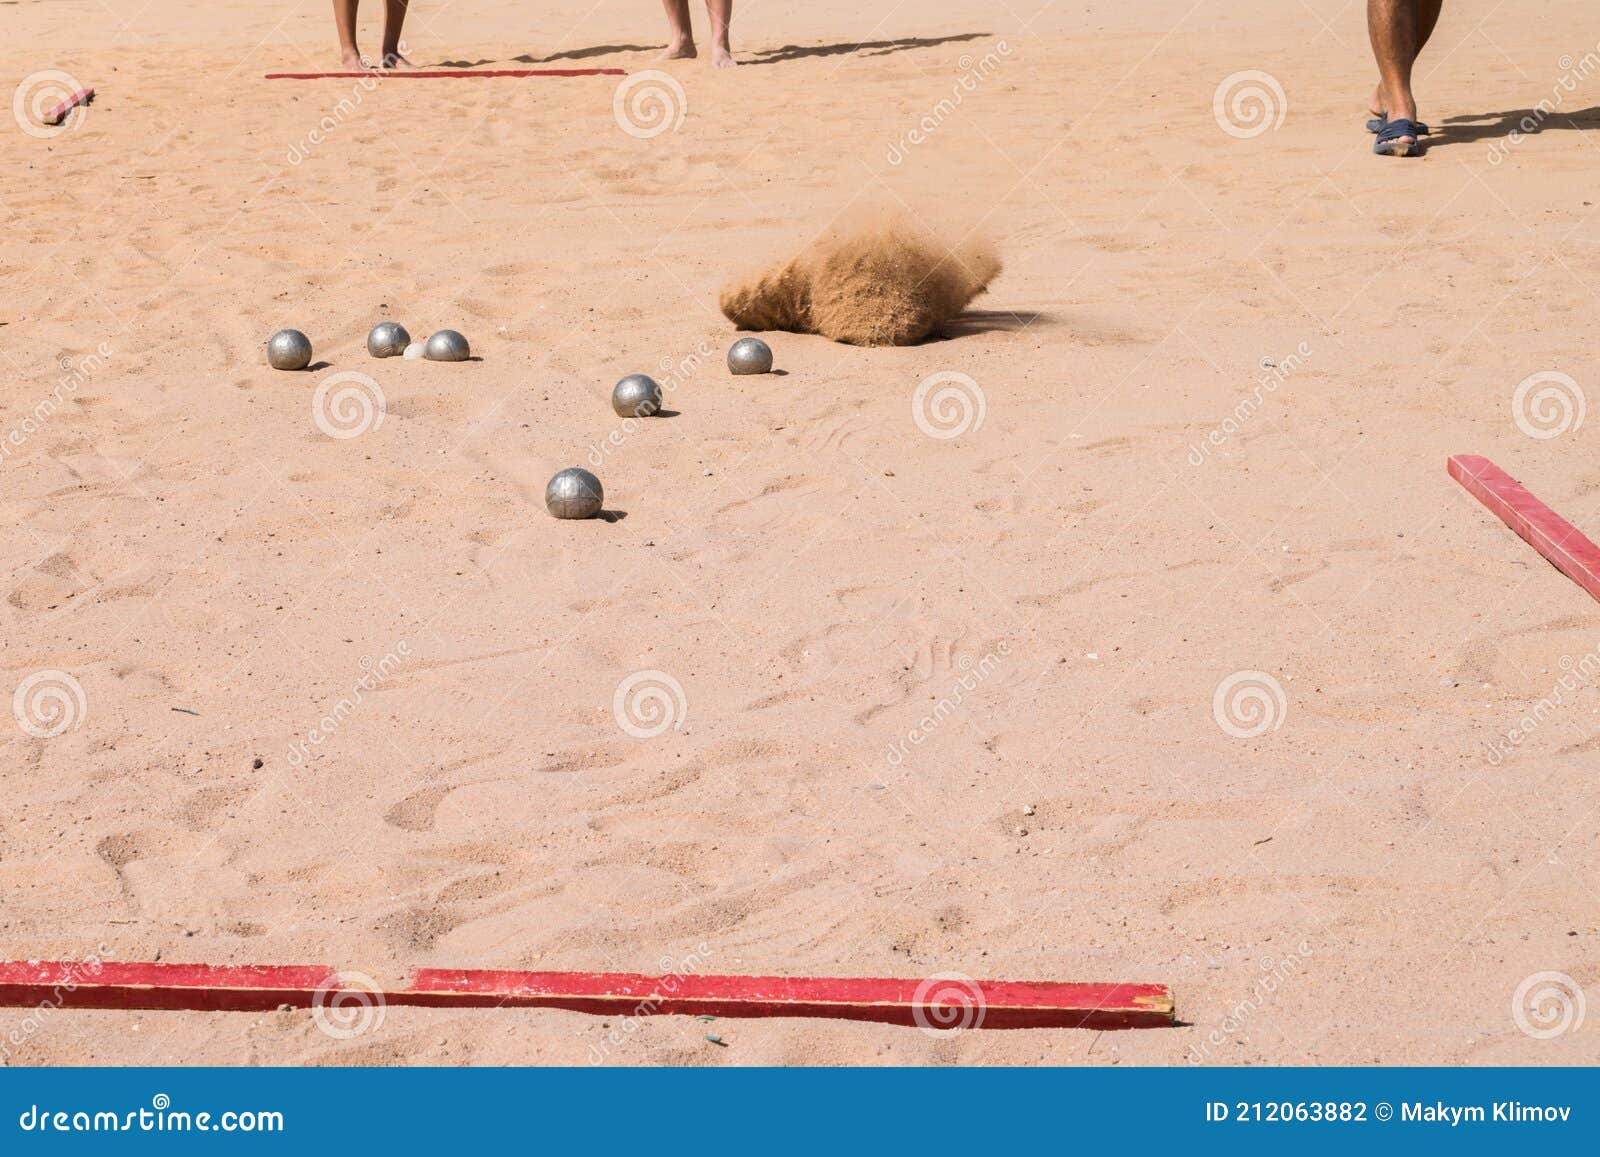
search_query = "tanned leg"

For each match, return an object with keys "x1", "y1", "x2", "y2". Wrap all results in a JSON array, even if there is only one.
[
  {"x1": 1368, "y1": 0, "x2": 1430, "y2": 148},
  {"x1": 380, "y1": 0, "x2": 416, "y2": 68},
  {"x1": 659, "y1": 0, "x2": 697, "y2": 59},
  {"x1": 333, "y1": 0, "x2": 365, "y2": 70},
  {"x1": 705, "y1": 0, "x2": 734, "y2": 68},
  {"x1": 1369, "y1": 0, "x2": 1443, "y2": 119}
]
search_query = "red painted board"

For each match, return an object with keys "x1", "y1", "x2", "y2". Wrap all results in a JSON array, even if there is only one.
[
  {"x1": 0, "y1": 961, "x2": 1174, "y2": 1029},
  {"x1": 44, "y1": 87, "x2": 94, "y2": 125},
  {"x1": 263, "y1": 69, "x2": 624, "y2": 79},
  {"x1": 0, "y1": 961, "x2": 339, "y2": 1012},
  {"x1": 405, "y1": 969, "x2": 1174, "y2": 1029},
  {"x1": 1448, "y1": 454, "x2": 1600, "y2": 604}
]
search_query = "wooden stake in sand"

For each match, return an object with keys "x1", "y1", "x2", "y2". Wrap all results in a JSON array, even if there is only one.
[
  {"x1": 263, "y1": 69, "x2": 625, "y2": 80},
  {"x1": 1449, "y1": 454, "x2": 1600, "y2": 604},
  {"x1": 44, "y1": 88, "x2": 94, "y2": 125},
  {"x1": 0, "y1": 961, "x2": 1173, "y2": 1030}
]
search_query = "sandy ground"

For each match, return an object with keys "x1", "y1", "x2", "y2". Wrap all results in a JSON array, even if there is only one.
[{"x1": 3, "y1": 0, "x2": 1600, "y2": 1066}]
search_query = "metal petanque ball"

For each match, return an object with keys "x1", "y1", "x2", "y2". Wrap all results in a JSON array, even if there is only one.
[
  {"x1": 266, "y1": 329, "x2": 313, "y2": 371},
  {"x1": 367, "y1": 322, "x2": 411, "y2": 358},
  {"x1": 727, "y1": 337, "x2": 773, "y2": 375},
  {"x1": 424, "y1": 329, "x2": 471, "y2": 362},
  {"x1": 611, "y1": 373, "x2": 663, "y2": 418},
  {"x1": 546, "y1": 467, "x2": 604, "y2": 520}
]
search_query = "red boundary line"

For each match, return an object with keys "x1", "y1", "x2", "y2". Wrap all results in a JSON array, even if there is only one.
[
  {"x1": 263, "y1": 69, "x2": 625, "y2": 79},
  {"x1": 0, "y1": 961, "x2": 1174, "y2": 1030},
  {"x1": 44, "y1": 87, "x2": 94, "y2": 125},
  {"x1": 1448, "y1": 454, "x2": 1600, "y2": 603}
]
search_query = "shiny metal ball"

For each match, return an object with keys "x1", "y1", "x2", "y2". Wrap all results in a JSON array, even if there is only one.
[
  {"x1": 267, "y1": 329, "x2": 313, "y2": 371},
  {"x1": 424, "y1": 329, "x2": 471, "y2": 362},
  {"x1": 367, "y1": 322, "x2": 411, "y2": 358},
  {"x1": 611, "y1": 373, "x2": 663, "y2": 418},
  {"x1": 402, "y1": 341, "x2": 425, "y2": 359},
  {"x1": 545, "y1": 467, "x2": 604, "y2": 520},
  {"x1": 727, "y1": 337, "x2": 773, "y2": 375}
]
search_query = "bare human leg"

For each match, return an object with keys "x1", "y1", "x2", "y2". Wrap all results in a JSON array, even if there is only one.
[
  {"x1": 1368, "y1": 0, "x2": 1442, "y2": 121},
  {"x1": 1368, "y1": 0, "x2": 1441, "y2": 150},
  {"x1": 659, "y1": 0, "x2": 698, "y2": 59},
  {"x1": 381, "y1": 0, "x2": 416, "y2": 69},
  {"x1": 333, "y1": 0, "x2": 366, "y2": 70},
  {"x1": 705, "y1": 0, "x2": 735, "y2": 69}
]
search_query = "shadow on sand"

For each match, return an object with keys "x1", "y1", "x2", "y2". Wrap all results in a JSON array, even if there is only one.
[
  {"x1": 743, "y1": 33, "x2": 990, "y2": 67},
  {"x1": 1424, "y1": 105, "x2": 1600, "y2": 151},
  {"x1": 939, "y1": 309, "x2": 1054, "y2": 339},
  {"x1": 436, "y1": 33, "x2": 990, "y2": 70}
]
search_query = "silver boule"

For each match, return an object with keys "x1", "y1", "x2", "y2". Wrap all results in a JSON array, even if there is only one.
[
  {"x1": 545, "y1": 467, "x2": 604, "y2": 520},
  {"x1": 367, "y1": 322, "x2": 411, "y2": 358},
  {"x1": 611, "y1": 373, "x2": 663, "y2": 418},
  {"x1": 267, "y1": 328, "x2": 313, "y2": 371},
  {"x1": 727, "y1": 336, "x2": 773, "y2": 375},
  {"x1": 402, "y1": 341, "x2": 426, "y2": 359},
  {"x1": 424, "y1": 329, "x2": 471, "y2": 362}
]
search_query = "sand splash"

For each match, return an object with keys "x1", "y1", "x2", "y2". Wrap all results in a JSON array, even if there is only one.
[{"x1": 719, "y1": 211, "x2": 1000, "y2": 346}]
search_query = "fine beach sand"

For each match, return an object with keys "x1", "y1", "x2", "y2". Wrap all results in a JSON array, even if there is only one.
[{"x1": 4, "y1": 0, "x2": 1599, "y2": 1064}]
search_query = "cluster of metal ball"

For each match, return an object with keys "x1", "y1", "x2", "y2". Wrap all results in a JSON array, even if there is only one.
[
  {"x1": 266, "y1": 324, "x2": 472, "y2": 370},
  {"x1": 267, "y1": 325, "x2": 775, "y2": 522}
]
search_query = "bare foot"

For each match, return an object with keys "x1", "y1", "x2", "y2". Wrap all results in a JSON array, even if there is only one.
[
  {"x1": 659, "y1": 40, "x2": 697, "y2": 60},
  {"x1": 380, "y1": 52, "x2": 418, "y2": 71},
  {"x1": 342, "y1": 51, "x2": 369, "y2": 72},
  {"x1": 709, "y1": 44, "x2": 736, "y2": 69}
]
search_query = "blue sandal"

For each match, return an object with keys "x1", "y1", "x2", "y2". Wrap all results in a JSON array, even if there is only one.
[
  {"x1": 1373, "y1": 117, "x2": 1425, "y2": 156},
  {"x1": 1366, "y1": 115, "x2": 1430, "y2": 135}
]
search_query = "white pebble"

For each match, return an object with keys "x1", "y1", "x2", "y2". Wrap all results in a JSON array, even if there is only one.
[{"x1": 403, "y1": 341, "x2": 425, "y2": 359}]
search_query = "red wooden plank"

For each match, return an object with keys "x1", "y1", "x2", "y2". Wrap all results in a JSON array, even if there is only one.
[
  {"x1": 1448, "y1": 454, "x2": 1600, "y2": 603},
  {"x1": 263, "y1": 69, "x2": 624, "y2": 80},
  {"x1": 0, "y1": 960, "x2": 339, "y2": 1012},
  {"x1": 0, "y1": 961, "x2": 1173, "y2": 1030},
  {"x1": 404, "y1": 969, "x2": 1172, "y2": 1029},
  {"x1": 43, "y1": 87, "x2": 93, "y2": 125}
]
